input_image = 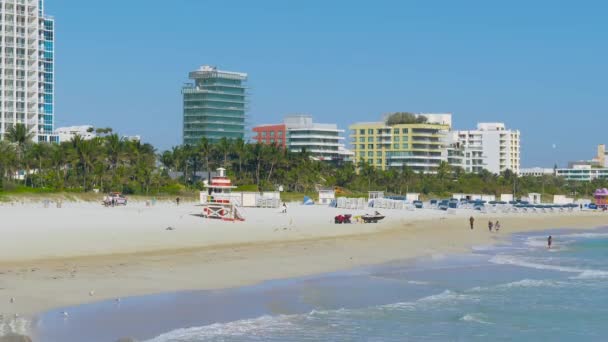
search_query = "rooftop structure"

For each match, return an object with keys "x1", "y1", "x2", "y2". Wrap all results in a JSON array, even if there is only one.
[
  {"x1": 55, "y1": 125, "x2": 96, "y2": 142},
  {"x1": 182, "y1": 65, "x2": 247, "y2": 145},
  {"x1": 520, "y1": 167, "x2": 555, "y2": 177},
  {"x1": 0, "y1": 0, "x2": 57, "y2": 143}
]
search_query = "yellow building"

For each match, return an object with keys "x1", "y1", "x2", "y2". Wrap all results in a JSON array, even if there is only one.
[{"x1": 349, "y1": 114, "x2": 451, "y2": 173}]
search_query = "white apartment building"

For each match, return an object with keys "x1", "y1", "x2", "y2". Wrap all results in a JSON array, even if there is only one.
[
  {"x1": 453, "y1": 123, "x2": 521, "y2": 175},
  {"x1": 520, "y1": 167, "x2": 555, "y2": 177},
  {"x1": 284, "y1": 115, "x2": 348, "y2": 161},
  {"x1": 556, "y1": 165, "x2": 608, "y2": 181},
  {"x1": 0, "y1": 0, "x2": 56, "y2": 142}
]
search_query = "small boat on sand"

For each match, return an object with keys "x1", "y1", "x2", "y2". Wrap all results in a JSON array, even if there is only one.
[{"x1": 361, "y1": 211, "x2": 385, "y2": 223}]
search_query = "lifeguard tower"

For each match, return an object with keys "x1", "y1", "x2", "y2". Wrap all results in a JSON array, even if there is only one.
[
  {"x1": 201, "y1": 168, "x2": 245, "y2": 221},
  {"x1": 594, "y1": 188, "x2": 608, "y2": 209}
]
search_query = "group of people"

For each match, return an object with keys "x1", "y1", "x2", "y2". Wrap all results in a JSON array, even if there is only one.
[
  {"x1": 468, "y1": 216, "x2": 500, "y2": 232},
  {"x1": 103, "y1": 196, "x2": 118, "y2": 207},
  {"x1": 469, "y1": 216, "x2": 554, "y2": 248}
]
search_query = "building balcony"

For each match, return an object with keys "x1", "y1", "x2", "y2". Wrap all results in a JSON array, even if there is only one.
[{"x1": 289, "y1": 141, "x2": 342, "y2": 147}]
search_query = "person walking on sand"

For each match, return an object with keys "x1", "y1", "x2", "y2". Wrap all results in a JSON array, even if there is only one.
[
  {"x1": 469, "y1": 216, "x2": 475, "y2": 230},
  {"x1": 548, "y1": 235, "x2": 553, "y2": 249},
  {"x1": 281, "y1": 202, "x2": 287, "y2": 213},
  {"x1": 495, "y1": 220, "x2": 501, "y2": 232},
  {"x1": 488, "y1": 220, "x2": 494, "y2": 232},
  {"x1": 176, "y1": 197, "x2": 180, "y2": 206}
]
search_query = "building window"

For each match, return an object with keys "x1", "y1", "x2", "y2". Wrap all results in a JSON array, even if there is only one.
[
  {"x1": 270, "y1": 131, "x2": 275, "y2": 137},
  {"x1": 402, "y1": 143, "x2": 409, "y2": 149},
  {"x1": 377, "y1": 159, "x2": 383, "y2": 164},
  {"x1": 278, "y1": 131, "x2": 283, "y2": 136},
  {"x1": 368, "y1": 137, "x2": 373, "y2": 142},
  {"x1": 393, "y1": 128, "x2": 399, "y2": 134},
  {"x1": 360, "y1": 129, "x2": 365, "y2": 135},
  {"x1": 394, "y1": 136, "x2": 400, "y2": 142},
  {"x1": 359, "y1": 152, "x2": 365, "y2": 157},
  {"x1": 359, "y1": 144, "x2": 365, "y2": 149},
  {"x1": 402, "y1": 128, "x2": 409, "y2": 134},
  {"x1": 262, "y1": 132, "x2": 267, "y2": 137},
  {"x1": 376, "y1": 151, "x2": 382, "y2": 157},
  {"x1": 394, "y1": 144, "x2": 399, "y2": 149},
  {"x1": 368, "y1": 144, "x2": 374, "y2": 149},
  {"x1": 368, "y1": 129, "x2": 374, "y2": 135},
  {"x1": 359, "y1": 137, "x2": 364, "y2": 142},
  {"x1": 368, "y1": 151, "x2": 373, "y2": 157}
]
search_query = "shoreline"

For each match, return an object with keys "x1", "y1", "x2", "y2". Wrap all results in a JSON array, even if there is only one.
[{"x1": 1, "y1": 202, "x2": 607, "y2": 327}]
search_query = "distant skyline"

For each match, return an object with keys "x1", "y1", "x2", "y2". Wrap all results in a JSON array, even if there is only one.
[{"x1": 47, "y1": 0, "x2": 607, "y2": 167}]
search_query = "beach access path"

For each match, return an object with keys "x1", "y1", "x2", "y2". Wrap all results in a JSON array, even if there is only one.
[{"x1": 0, "y1": 200, "x2": 607, "y2": 317}]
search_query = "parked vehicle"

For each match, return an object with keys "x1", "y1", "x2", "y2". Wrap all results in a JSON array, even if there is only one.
[
  {"x1": 413, "y1": 200, "x2": 423, "y2": 209},
  {"x1": 104, "y1": 192, "x2": 128, "y2": 206},
  {"x1": 334, "y1": 214, "x2": 353, "y2": 224},
  {"x1": 361, "y1": 211, "x2": 385, "y2": 223}
]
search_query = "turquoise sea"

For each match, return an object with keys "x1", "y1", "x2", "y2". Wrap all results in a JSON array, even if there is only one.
[{"x1": 35, "y1": 227, "x2": 608, "y2": 341}]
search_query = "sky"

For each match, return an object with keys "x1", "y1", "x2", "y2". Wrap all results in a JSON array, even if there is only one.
[{"x1": 46, "y1": 0, "x2": 607, "y2": 167}]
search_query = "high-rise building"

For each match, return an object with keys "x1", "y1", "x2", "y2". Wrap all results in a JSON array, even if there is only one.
[
  {"x1": 349, "y1": 113, "x2": 452, "y2": 173},
  {"x1": 252, "y1": 114, "x2": 351, "y2": 161},
  {"x1": 453, "y1": 123, "x2": 521, "y2": 175},
  {"x1": 0, "y1": 0, "x2": 56, "y2": 142},
  {"x1": 182, "y1": 65, "x2": 247, "y2": 145}
]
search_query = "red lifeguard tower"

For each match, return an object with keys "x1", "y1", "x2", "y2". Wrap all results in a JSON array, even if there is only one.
[{"x1": 201, "y1": 168, "x2": 245, "y2": 221}]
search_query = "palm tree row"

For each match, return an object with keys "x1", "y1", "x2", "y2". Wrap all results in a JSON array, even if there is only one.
[{"x1": 1, "y1": 124, "x2": 606, "y2": 198}]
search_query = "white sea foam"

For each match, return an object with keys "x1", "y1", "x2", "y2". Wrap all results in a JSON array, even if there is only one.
[
  {"x1": 0, "y1": 316, "x2": 32, "y2": 337},
  {"x1": 387, "y1": 289, "x2": 479, "y2": 311},
  {"x1": 145, "y1": 314, "x2": 297, "y2": 342},
  {"x1": 407, "y1": 280, "x2": 431, "y2": 285},
  {"x1": 490, "y1": 254, "x2": 608, "y2": 279},
  {"x1": 572, "y1": 270, "x2": 608, "y2": 280},
  {"x1": 460, "y1": 313, "x2": 493, "y2": 325}
]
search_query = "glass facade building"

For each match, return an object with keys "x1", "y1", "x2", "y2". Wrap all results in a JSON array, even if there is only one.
[
  {"x1": 182, "y1": 65, "x2": 247, "y2": 145},
  {"x1": 0, "y1": 0, "x2": 57, "y2": 142}
]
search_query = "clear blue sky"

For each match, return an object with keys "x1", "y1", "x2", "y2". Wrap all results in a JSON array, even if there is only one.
[{"x1": 47, "y1": 0, "x2": 607, "y2": 167}]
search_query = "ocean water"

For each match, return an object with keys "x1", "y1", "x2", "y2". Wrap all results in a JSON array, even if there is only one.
[{"x1": 35, "y1": 227, "x2": 608, "y2": 342}]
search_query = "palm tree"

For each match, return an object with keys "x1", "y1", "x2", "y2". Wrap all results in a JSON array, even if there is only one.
[
  {"x1": 233, "y1": 138, "x2": 246, "y2": 175},
  {"x1": 5, "y1": 123, "x2": 34, "y2": 147},
  {"x1": 436, "y1": 161, "x2": 452, "y2": 189},
  {"x1": 0, "y1": 141, "x2": 17, "y2": 189},
  {"x1": 216, "y1": 137, "x2": 232, "y2": 168}
]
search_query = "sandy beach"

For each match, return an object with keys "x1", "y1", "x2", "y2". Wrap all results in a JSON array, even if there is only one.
[{"x1": 1, "y1": 199, "x2": 607, "y2": 334}]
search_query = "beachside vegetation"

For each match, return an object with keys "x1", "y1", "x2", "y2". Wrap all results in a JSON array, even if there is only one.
[
  {"x1": 0, "y1": 124, "x2": 605, "y2": 199},
  {"x1": 386, "y1": 112, "x2": 428, "y2": 125}
]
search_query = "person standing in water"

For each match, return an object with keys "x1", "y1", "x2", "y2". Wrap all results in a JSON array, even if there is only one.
[
  {"x1": 469, "y1": 216, "x2": 475, "y2": 230},
  {"x1": 548, "y1": 235, "x2": 553, "y2": 249}
]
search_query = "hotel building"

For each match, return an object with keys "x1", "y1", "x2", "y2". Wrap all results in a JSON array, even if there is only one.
[
  {"x1": 556, "y1": 165, "x2": 608, "y2": 181},
  {"x1": 0, "y1": 0, "x2": 56, "y2": 142},
  {"x1": 253, "y1": 115, "x2": 349, "y2": 161},
  {"x1": 182, "y1": 65, "x2": 247, "y2": 145},
  {"x1": 349, "y1": 113, "x2": 452, "y2": 173},
  {"x1": 454, "y1": 123, "x2": 521, "y2": 175}
]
